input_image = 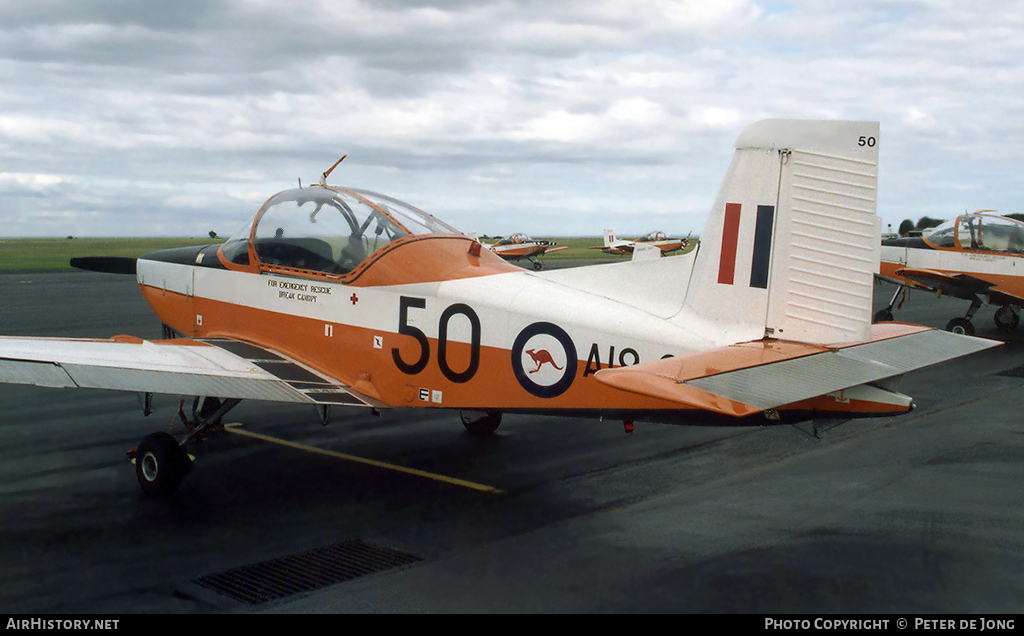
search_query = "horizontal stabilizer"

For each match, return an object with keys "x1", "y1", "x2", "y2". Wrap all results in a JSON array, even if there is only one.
[
  {"x1": 594, "y1": 323, "x2": 998, "y2": 416},
  {"x1": 0, "y1": 335, "x2": 383, "y2": 408}
]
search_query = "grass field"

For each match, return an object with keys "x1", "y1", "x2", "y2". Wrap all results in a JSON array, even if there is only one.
[
  {"x1": 0, "y1": 235, "x2": 696, "y2": 272},
  {"x1": 0, "y1": 238, "x2": 222, "y2": 272}
]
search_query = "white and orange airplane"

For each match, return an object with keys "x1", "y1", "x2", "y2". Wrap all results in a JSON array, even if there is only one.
[
  {"x1": 876, "y1": 211, "x2": 1024, "y2": 335},
  {"x1": 0, "y1": 119, "x2": 997, "y2": 497},
  {"x1": 481, "y1": 233, "x2": 567, "y2": 270},
  {"x1": 592, "y1": 229, "x2": 688, "y2": 257}
]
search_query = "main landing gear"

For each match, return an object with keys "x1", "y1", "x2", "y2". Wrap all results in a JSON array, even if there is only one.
[
  {"x1": 874, "y1": 285, "x2": 1020, "y2": 336},
  {"x1": 943, "y1": 300, "x2": 1020, "y2": 336},
  {"x1": 994, "y1": 304, "x2": 1021, "y2": 332},
  {"x1": 460, "y1": 410, "x2": 502, "y2": 435},
  {"x1": 128, "y1": 396, "x2": 240, "y2": 497},
  {"x1": 945, "y1": 298, "x2": 983, "y2": 336}
]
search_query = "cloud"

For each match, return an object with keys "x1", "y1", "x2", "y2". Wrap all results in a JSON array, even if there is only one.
[{"x1": 0, "y1": 0, "x2": 1022, "y2": 237}]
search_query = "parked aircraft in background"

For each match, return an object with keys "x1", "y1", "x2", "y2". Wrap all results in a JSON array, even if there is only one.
[
  {"x1": 481, "y1": 233, "x2": 567, "y2": 270},
  {"x1": 592, "y1": 229, "x2": 688, "y2": 256},
  {"x1": 876, "y1": 211, "x2": 1024, "y2": 335},
  {"x1": 0, "y1": 119, "x2": 996, "y2": 497}
]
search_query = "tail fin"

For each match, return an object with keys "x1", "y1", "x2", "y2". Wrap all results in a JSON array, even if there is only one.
[
  {"x1": 602, "y1": 229, "x2": 616, "y2": 247},
  {"x1": 682, "y1": 119, "x2": 881, "y2": 345}
]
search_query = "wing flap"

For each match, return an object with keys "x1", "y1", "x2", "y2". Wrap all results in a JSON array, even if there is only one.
[
  {"x1": 0, "y1": 336, "x2": 382, "y2": 408},
  {"x1": 595, "y1": 323, "x2": 998, "y2": 416}
]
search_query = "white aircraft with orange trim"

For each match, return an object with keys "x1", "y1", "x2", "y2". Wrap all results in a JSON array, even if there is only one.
[
  {"x1": 481, "y1": 233, "x2": 568, "y2": 270},
  {"x1": 876, "y1": 211, "x2": 1024, "y2": 335},
  {"x1": 0, "y1": 119, "x2": 998, "y2": 497},
  {"x1": 592, "y1": 229, "x2": 688, "y2": 257}
]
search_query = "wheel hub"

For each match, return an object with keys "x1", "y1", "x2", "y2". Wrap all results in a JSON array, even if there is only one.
[{"x1": 140, "y1": 452, "x2": 159, "y2": 482}]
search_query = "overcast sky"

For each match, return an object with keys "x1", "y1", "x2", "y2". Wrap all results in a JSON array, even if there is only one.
[{"x1": 1, "y1": 0, "x2": 1022, "y2": 239}]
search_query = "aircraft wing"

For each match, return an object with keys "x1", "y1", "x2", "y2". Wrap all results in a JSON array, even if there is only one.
[
  {"x1": 893, "y1": 267, "x2": 997, "y2": 300},
  {"x1": 593, "y1": 323, "x2": 998, "y2": 417},
  {"x1": 0, "y1": 335, "x2": 384, "y2": 408},
  {"x1": 892, "y1": 267, "x2": 1024, "y2": 308}
]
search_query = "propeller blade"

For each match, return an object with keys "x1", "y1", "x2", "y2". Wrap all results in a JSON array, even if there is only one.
[{"x1": 69, "y1": 257, "x2": 137, "y2": 275}]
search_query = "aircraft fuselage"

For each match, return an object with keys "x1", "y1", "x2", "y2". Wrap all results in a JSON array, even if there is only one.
[{"x1": 136, "y1": 237, "x2": 711, "y2": 420}]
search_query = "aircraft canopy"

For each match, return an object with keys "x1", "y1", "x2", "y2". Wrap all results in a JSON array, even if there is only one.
[
  {"x1": 497, "y1": 233, "x2": 532, "y2": 245},
  {"x1": 222, "y1": 186, "x2": 461, "y2": 275},
  {"x1": 926, "y1": 213, "x2": 1024, "y2": 253},
  {"x1": 638, "y1": 231, "x2": 669, "y2": 242}
]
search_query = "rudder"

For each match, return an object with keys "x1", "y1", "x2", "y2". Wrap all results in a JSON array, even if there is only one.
[{"x1": 681, "y1": 119, "x2": 881, "y2": 345}]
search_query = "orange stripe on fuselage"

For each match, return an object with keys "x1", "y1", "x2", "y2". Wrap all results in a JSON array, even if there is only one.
[
  {"x1": 138, "y1": 285, "x2": 914, "y2": 419},
  {"x1": 139, "y1": 283, "x2": 695, "y2": 414}
]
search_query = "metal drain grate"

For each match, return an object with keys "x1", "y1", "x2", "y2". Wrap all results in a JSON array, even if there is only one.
[{"x1": 192, "y1": 540, "x2": 423, "y2": 605}]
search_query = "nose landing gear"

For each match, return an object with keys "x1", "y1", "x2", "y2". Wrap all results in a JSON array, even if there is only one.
[{"x1": 872, "y1": 284, "x2": 906, "y2": 324}]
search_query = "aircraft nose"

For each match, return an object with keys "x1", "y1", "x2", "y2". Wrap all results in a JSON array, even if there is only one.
[{"x1": 69, "y1": 256, "x2": 137, "y2": 275}]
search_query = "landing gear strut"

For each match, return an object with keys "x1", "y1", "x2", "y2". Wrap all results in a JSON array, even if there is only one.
[
  {"x1": 872, "y1": 284, "x2": 906, "y2": 323},
  {"x1": 128, "y1": 396, "x2": 241, "y2": 497}
]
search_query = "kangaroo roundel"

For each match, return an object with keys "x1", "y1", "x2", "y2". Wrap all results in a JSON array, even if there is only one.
[{"x1": 511, "y1": 322, "x2": 577, "y2": 398}]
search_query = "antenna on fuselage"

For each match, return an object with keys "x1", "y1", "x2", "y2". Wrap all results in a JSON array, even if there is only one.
[{"x1": 320, "y1": 155, "x2": 346, "y2": 186}]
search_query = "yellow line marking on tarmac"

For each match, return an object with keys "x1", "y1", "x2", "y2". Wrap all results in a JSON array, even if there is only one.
[{"x1": 224, "y1": 423, "x2": 503, "y2": 494}]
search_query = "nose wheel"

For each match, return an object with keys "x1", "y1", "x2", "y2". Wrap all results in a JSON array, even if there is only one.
[{"x1": 873, "y1": 284, "x2": 906, "y2": 323}]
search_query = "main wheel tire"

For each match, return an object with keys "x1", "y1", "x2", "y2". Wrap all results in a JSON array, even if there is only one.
[
  {"x1": 994, "y1": 305, "x2": 1020, "y2": 331},
  {"x1": 945, "y1": 317, "x2": 976, "y2": 336},
  {"x1": 460, "y1": 411, "x2": 502, "y2": 435},
  {"x1": 872, "y1": 309, "x2": 894, "y2": 323},
  {"x1": 135, "y1": 432, "x2": 190, "y2": 497}
]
